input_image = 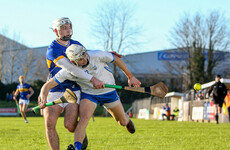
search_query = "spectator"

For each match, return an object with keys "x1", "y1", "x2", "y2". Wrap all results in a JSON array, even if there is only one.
[
  {"x1": 224, "y1": 90, "x2": 230, "y2": 122},
  {"x1": 162, "y1": 103, "x2": 170, "y2": 120},
  {"x1": 6, "y1": 93, "x2": 9, "y2": 102},
  {"x1": 9, "y1": 92, "x2": 14, "y2": 101},
  {"x1": 171, "y1": 106, "x2": 180, "y2": 120}
]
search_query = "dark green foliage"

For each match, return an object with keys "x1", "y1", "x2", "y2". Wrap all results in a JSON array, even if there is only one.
[
  {"x1": 190, "y1": 42, "x2": 206, "y2": 87},
  {"x1": 0, "y1": 81, "x2": 18, "y2": 100},
  {"x1": 0, "y1": 80, "x2": 45, "y2": 101},
  {"x1": 30, "y1": 80, "x2": 45, "y2": 101}
]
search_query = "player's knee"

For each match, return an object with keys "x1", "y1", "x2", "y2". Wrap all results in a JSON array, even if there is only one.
[
  {"x1": 65, "y1": 123, "x2": 75, "y2": 133},
  {"x1": 21, "y1": 110, "x2": 25, "y2": 113},
  {"x1": 118, "y1": 118, "x2": 127, "y2": 126}
]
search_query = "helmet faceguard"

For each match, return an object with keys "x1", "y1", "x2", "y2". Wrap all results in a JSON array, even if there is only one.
[
  {"x1": 52, "y1": 17, "x2": 73, "y2": 41},
  {"x1": 66, "y1": 44, "x2": 88, "y2": 66}
]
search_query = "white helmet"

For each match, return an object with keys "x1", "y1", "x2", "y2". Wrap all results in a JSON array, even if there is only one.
[
  {"x1": 51, "y1": 17, "x2": 73, "y2": 41},
  {"x1": 66, "y1": 44, "x2": 87, "y2": 65},
  {"x1": 52, "y1": 17, "x2": 72, "y2": 30}
]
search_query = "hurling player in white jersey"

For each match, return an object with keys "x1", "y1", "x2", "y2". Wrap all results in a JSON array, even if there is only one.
[{"x1": 39, "y1": 44, "x2": 141, "y2": 150}]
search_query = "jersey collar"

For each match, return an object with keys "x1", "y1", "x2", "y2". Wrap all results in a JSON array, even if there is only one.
[{"x1": 56, "y1": 39, "x2": 70, "y2": 47}]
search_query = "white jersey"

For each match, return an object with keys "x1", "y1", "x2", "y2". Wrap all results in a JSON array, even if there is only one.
[{"x1": 54, "y1": 50, "x2": 116, "y2": 95}]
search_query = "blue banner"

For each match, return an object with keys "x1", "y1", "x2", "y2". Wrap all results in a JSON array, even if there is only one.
[
  {"x1": 203, "y1": 102, "x2": 208, "y2": 120},
  {"x1": 158, "y1": 51, "x2": 225, "y2": 61},
  {"x1": 158, "y1": 52, "x2": 188, "y2": 60}
]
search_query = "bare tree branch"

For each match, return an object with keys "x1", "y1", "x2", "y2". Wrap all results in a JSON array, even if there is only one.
[{"x1": 168, "y1": 10, "x2": 230, "y2": 90}]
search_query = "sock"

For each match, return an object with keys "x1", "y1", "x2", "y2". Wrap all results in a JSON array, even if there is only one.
[
  {"x1": 215, "y1": 114, "x2": 219, "y2": 122},
  {"x1": 74, "y1": 141, "x2": 82, "y2": 150}
]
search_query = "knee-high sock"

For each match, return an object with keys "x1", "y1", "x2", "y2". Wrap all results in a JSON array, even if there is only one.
[{"x1": 215, "y1": 114, "x2": 219, "y2": 122}]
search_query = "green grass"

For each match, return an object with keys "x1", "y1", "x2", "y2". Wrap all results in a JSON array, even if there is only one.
[
  {"x1": 0, "y1": 117, "x2": 230, "y2": 150},
  {"x1": 0, "y1": 100, "x2": 131, "y2": 117}
]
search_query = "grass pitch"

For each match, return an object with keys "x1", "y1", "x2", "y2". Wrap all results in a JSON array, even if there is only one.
[{"x1": 0, "y1": 117, "x2": 230, "y2": 150}]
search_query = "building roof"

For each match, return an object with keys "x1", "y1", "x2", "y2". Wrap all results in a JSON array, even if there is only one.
[
  {"x1": 201, "y1": 78, "x2": 230, "y2": 89},
  {"x1": 165, "y1": 92, "x2": 184, "y2": 98}
]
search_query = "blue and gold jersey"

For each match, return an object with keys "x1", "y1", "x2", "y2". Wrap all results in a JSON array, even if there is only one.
[
  {"x1": 46, "y1": 39, "x2": 83, "y2": 92},
  {"x1": 17, "y1": 83, "x2": 31, "y2": 100}
]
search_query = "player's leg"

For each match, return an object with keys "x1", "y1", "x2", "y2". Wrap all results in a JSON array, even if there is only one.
[
  {"x1": 64, "y1": 103, "x2": 79, "y2": 132},
  {"x1": 65, "y1": 103, "x2": 88, "y2": 150},
  {"x1": 22, "y1": 104, "x2": 29, "y2": 122},
  {"x1": 219, "y1": 102, "x2": 223, "y2": 114},
  {"x1": 19, "y1": 99, "x2": 27, "y2": 122},
  {"x1": 65, "y1": 90, "x2": 88, "y2": 150},
  {"x1": 214, "y1": 104, "x2": 219, "y2": 124},
  {"x1": 228, "y1": 107, "x2": 230, "y2": 122},
  {"x1": 92, "y1": 114, "x2": 95, "y2": 122},
  {"x1": 106, "y1": 101, "x2": 129, "y2": 126},
  {"x1": 74, "y1": 99, "x2": 96, "y2": 150},
  {"x1": 64, "y1": 90, "x2": 81, "y2": 132},
  {"x1": 106, "y1": 100, "x2": 135, "y2": 133},
  {"x1": 44, "y1": 105, "x2": 63, "y2": 150}
]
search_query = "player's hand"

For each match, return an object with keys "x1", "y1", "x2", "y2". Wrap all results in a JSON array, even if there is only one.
[
  {"x1": 110, "y1": 51, "x2": 122, "y2": 58},
  {"x1": 26, "y1": 95, "x2": 30, "y2": 99},
  {"x1": 90, "y1": 77, "x2": 105, "y2": 89},
  {"x1": 128, "y1": 76, "x2": 141, "y2": 87},
  {"x1": 38, "y1": 95, "x2": 47, "y2": 109},
  {"x1": 13, "y1": 96, "x2": 16, "y2": 101},
  {"x1": 40, "y1": 109, "x2": 44, "y2": 116}
]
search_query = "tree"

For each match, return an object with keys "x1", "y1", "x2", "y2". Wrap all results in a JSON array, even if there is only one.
[
  {"x1": 90, "y1": 1, "x2": 143, "y2": 77},
  {"x1": 34, "y1": 55, "x2": 49, "y2": 82},
  {"x1": 4, "y1": 33, "x2": 23, "y2": 83},
  {"x1": 19, "y1": 48, "x2": 38, "y2": 81},
  {"x1": 0, "y1": 34, "x2": 8, "y2": 81},
  {"x1": 0, "y1": 32, "x2": 27, "y2": 83},
  {"x1": 0, "y1": 30, "x2": 37, "y2": 83},
  {"x1": 168, "y1": 11, "x2": 230, "y2": 90}
]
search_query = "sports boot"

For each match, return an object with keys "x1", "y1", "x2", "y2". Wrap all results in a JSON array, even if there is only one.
[
  {"x1": 126, "y1": 119, "x2": 135, "y2": 134},
  {"x1": 67, "y1": 144, "x2": 75, "y2": 150},
  {"x1": 81, "y1": 134, "x2": 88, "y2": 150}
]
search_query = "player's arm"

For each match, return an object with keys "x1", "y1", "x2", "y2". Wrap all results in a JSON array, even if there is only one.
[
  {"x1": 13, "y1": 89, "x2": 19, "y2": 101},
  {"x1": 208, "y1": 85, "x2": 214, "y2": 97},
  {"x1": 113, "y1": 55, "x2": 141, "y2": 87},
  {"x1": 56, "y1": 57, "x2": 104, "y2": 88},
  {"x1": 27, "y1": 87, "x2": 34, "y2": 99},
  {"x1": 39, "y1": 78, "x2": 59, "y2": 109}
]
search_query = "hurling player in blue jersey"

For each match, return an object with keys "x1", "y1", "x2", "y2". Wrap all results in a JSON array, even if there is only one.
[
  {"x1": 13, "y1": 76, "x2": 34, "y2": 123},
  {"x1": 39, "y1": 44, "x2": 141, "y2": 150},
  {"x1": 42, "y1": 17, "x2": 110, "y2": 150}
]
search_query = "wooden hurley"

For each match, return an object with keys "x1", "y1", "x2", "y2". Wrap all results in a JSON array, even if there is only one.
[{"x1": 105, "y1": 82, "x2": 168, "y2": 98}]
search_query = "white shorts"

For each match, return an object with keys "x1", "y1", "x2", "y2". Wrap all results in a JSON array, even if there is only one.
[
  {"x1": 19, "y1": 99, "x2": 30, "y2": 105},
  {"x1": 47, "y1": 90, "x2": 81, "y2": 108}
]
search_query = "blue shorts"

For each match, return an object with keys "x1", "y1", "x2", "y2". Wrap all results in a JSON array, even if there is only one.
[{"x1": 81, "y1": 90, "x2": 119, "y2": 106}]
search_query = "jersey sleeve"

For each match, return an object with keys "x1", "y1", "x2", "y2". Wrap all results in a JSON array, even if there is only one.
[
  {"x1": 56, "y1": 57, "x2": 93, "y2": 80},
  {"x1": 47, "y1": 46, "x2": 65, "y2": 62},
  {"x1": 25, "y1": 83, "x2": 31, "y2": 89},
  {"x1": 53, "y1": 69, "x2": 77, "y2": 84},
  {"x1": 96, "y1": 51, "x2": 115, "y2": 63}
]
